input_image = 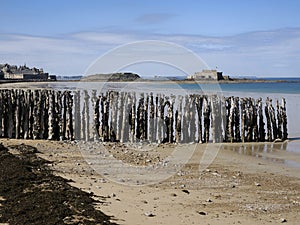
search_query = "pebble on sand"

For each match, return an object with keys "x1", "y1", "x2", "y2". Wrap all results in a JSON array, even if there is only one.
[
  {"x1": 197, "y1": 211, "x2": 207, "y2": 216},
  {"x1": 281, "y1": 218, "x2": 287, "y2": 223},
  {"x1": 144, "y1": 212, "x2": 155, "y2": 217}
]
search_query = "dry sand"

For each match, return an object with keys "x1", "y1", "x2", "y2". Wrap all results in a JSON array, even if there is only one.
[{"x1": 1, "y1": 139, "x2": 300, "y2": 225}]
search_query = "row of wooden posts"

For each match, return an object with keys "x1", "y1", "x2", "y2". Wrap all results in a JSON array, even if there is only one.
[{"x1": 0, "y1": 89, "x2": 288, "y2": 143}]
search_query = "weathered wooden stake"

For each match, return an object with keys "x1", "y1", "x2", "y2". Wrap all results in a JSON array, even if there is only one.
[
  {"x1": 0, "y1": 89, "x2": 288, "y2": 143},
  {"x1": 282, "y1": 98, "x2": 288, "y2": 140},
  {"x1": 203, "y1": 96, "x2": 211, "y2": 143}
]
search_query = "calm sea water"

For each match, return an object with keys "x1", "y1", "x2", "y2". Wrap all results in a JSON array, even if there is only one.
[
  {"x1": 178, "y1": 81, "x2": 300, "y2": 94},
  {"x1": 2, "y1": 78, "x2": 300, "y2": 94}
]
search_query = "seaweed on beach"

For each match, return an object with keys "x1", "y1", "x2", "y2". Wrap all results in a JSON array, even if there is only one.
[{"x1": 0, "y1": 143, "x2": 118, "y2": 225}]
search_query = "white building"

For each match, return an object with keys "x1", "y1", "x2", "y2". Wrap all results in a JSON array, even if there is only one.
[{"x1": 188, "y1": 69, "x2": 224, "y2": 80}]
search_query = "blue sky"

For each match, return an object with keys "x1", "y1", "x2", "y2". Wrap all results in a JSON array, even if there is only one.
[{"x1": 1, "y1": 0, "x2": 300, "y2": 77}]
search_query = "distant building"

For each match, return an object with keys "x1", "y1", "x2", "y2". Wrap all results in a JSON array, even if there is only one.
[
  {"x1": 0, "y1": 63, "x2": 56, "y2": 81},
  {"x1": 187, "y1": 69, "x2": 225, "y2": 80}
]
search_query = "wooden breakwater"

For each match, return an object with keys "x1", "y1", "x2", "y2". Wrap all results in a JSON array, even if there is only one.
[{"x1": 0, "y1": 89, "x2": 288, "y2": 143}]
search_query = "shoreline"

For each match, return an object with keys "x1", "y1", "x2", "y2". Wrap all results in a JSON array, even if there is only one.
[
  {"x1": 0, "y1": 78, "x2": 298, "y2": 85},
  {"x1": 79, "y1": 78, "x2": 293, "y2": 84}
]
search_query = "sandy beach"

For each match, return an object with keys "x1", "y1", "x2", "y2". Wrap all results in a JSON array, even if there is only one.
[
  {"x1": 0, "y1": 81, "x2": 299, "y2": 224},
  {"x1": 1, "y1": 139, "x2": 300, "y2": 225}
]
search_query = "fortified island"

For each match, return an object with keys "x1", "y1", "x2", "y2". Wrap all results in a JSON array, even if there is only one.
[
  {"x1": 0, "y1": 63, "x2": 56, "y2": 82},
  {"x1": 187, "y1": 69, "x2": 231, "y2": 81}
]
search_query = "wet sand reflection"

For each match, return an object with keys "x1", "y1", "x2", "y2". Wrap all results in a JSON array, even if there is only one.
[{"x1": 222, "y1": 140, "x2": 300, "y2": 168}]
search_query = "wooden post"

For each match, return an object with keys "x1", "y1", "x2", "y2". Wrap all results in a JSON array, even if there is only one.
[
  {"x1": 276, "y1": 100, "x2": 282, "y2": 140},
  {"x1": 91, "y1": 90, "x2": 99, "y2": 141},
  {"x1": 32, "y1": 90, "x2": 40, "y2": 140},
  {"x1": 82, "y1": 90, "x2": 90, "y2": 141},
  {"x1": 66, "y1": 91, "x2": 74, "y2": 140},
  {"x1": 228, "y1": 97, "x2": 235, "y2": 143},
  {"x1": 144, "y1": 93, "x2": 149, "y2": 140},
  {"x1": 103, "y1": 93, "x2": 110, "y2": 141},
  {"x1": 221, "y1": 96, "x2": 227, "y2": 142},
  {"x1": 61, "y1": 91, "x2": 67, "y2": 140},
  {"x1": 7, "y1": 90, "x2": 13, "y2": 138},
  {"x1": 265, "y1": 98, "x2": 272, "y2": 142},
  {"x1": 154, "y1": 94, "x2": 159, "y2": 142},
  {"x1": 161, "y1": 95, "x2": 166, "y2": 142},
  {"x1": 23, "y1": 91, "x2": 30, "y2": 139},
  {"x1": 175, "y1": 95, "x2": 183, "y2": 143},
  {"x1": 39, "y1": 90, "x2": 47, "y2": 139},
  {"x1": 11, "y1": 90, "x2": 16, "y2": 138},
  {"x1": 182, "y1": 95, "x2": 189, "y2": 143},
  {"x1": 211, "y1": 95, "x2": 217, "y2": 143},
  {"x1": 48, "y1": 90, "x2": 55, "y2": 140},
  {"x1": 99, "y1": 93, "x2": 104, "y2": 141},
  {"x1": 2, "y1": 91, "x2": 6, "y2": 137},
  {"x1": 170, "y1": 95, "x2": 175, "y2": 143},
  {"x1": 157, "y1": 94, "x2": 164, "y2": 144},
  {"x1": 257, "y1": 98, "x2": 265, "y2": 142},
  {"x1": 189, "y1": 95, "x2": 196, "y2": 143},
  {"x1": 120, "y1": 92, "x2": 129, "y2": 143},
  {"x1": 0, "y1": 91, "x2": 3, "y2": 138},
  {"x1": 73, "y1": 90, "x2": 81, "y2": 140},
  {"x1": 86, "y1": 90, "x2": 91, "y2": 141},
  {"x1": 111, "y1": 91, "x2": 118, "y2": 141},
  {"x1": 195, "y1": 95, "x2": 203, "y2": 143},
  {"x1": 234, "y1": 97, "x2": 241, "y2": 142},
  {"x1": 252, "y1": 98, "x2": 258, "y2": 142},
  {"x1": 245, "y1": 98, "x2": 254, "y2": 142},
  {"x1": 15, "y1": 89, "x2": 21, "y2": 139},
  {"x1": 240, "y1": 98, "x2": 246, "y2": 142},
  {"x1": 282, "y1": 98, "x2": 288, "y2": 140},
  {"x1": 269, "y1": 99, "x2": 277, "y2": 140},
  {"x1": 137, "y1": 93, "x2": 145, "y2": 141},
  {"x1": 203, "y1": 96, "x2": 211, "y2": 143},
  {"x1": 130, "y1": 92, "x2": 136, "y2": 143},
  {"x1": 164, "y1": 100, "x2": 173, "y2": 143},
  {"x1": 148, "y1": 92, "x2": 155, "y2": 143},
  {"x1": 29, "y1": 91, "x2": 34, "y2": 139},
  {"x1": 224, "y1": 97, "x2": 230, "y2": 142},
  {"x1": 117, "y1": 92, "x2": 124, "y2": 141},
  {"x1": 216, "y1": 96, "x2": 223, "y2": 143},
  {"x1": 56, "y1": 91, "x2": 62, "y2": 140}
]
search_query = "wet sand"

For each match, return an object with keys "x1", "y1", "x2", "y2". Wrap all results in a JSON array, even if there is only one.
[{"x1": 1, "y1": 139, "x2": 300, "y2": 225}]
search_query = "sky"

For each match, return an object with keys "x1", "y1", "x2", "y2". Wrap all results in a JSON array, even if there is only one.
[{"x1": 1, "y1": 0, "x2": 300, "y2": 77}]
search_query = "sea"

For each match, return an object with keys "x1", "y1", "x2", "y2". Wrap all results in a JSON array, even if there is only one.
[{"x1": 12, "y1": 77, "x2": 300, "y2": 93}]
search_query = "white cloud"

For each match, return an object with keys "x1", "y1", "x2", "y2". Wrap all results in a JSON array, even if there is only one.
[
  {"x1": 0, "y1": 28, "x2": 299, "y2": 77},
  {"x1": 71, "y1": 32, "x2": 135, "y2": 45}
]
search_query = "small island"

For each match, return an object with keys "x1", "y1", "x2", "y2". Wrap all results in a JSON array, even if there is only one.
[
  {"x1": 81, "y1": 69, "x2": 287, "y2": 84},
  {"x1": 80, "y1": 72, "x2": 140, "y2": 82}
]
